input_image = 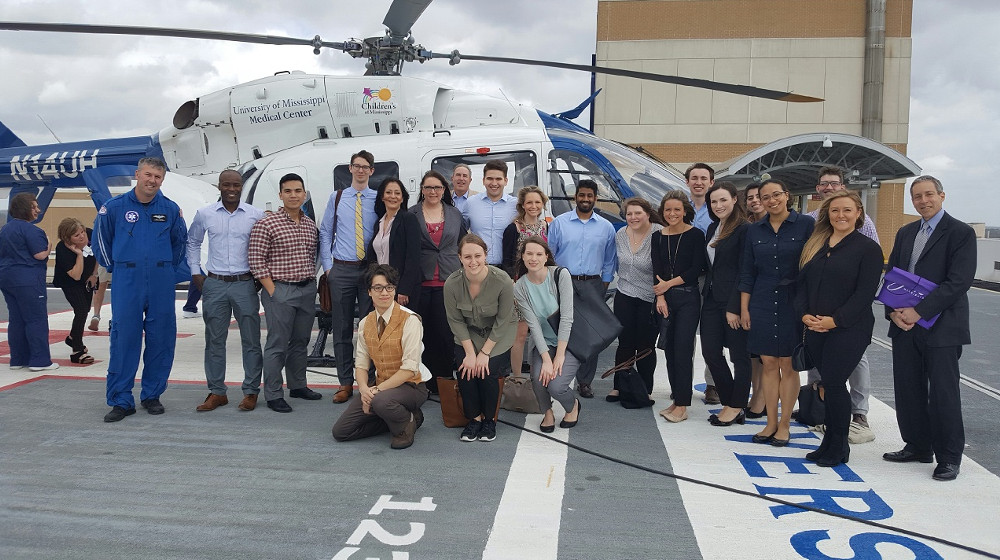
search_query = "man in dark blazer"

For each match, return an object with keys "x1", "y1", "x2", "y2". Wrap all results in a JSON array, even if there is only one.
[{"x1": 883, "y1": 175, "x2": 976, "y2": 481}]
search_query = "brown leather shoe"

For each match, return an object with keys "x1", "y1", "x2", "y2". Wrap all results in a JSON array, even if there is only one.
[
  {"x1": 332, "y1": 387, "x2": 354, "y2": 404},
  {"x1": 196, "y1": 393, "x2": 229, "y2": 412},
  {"x1": 390, "y1": 417, "x2": 418, "y2": 450},
  {"x1": 238, "y1": 394, "x2": 258, "y2": 411}
]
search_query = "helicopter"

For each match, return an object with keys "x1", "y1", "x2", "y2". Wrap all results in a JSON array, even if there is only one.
[{"x1": 0, "y1": 0, "x2": 822, "y2": 228}]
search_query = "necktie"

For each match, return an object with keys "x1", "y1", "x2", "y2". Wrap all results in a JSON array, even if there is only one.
[
  {"x1": 355, "y1": 191, "x2": 365, "y2": 261},
  {"x1": 908, "y1": 223, "x2": 930, "y2": 273},
  {"x1": 377, "y1": 316, "x2": 386, "y2": 339}
]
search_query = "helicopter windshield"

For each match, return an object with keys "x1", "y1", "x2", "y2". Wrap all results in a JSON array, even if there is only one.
[{"x1": 547, "y1": 128, "x2": 686, "y2": 222}]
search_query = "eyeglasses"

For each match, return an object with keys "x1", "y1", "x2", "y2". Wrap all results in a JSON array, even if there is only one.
[
  {"x1": 350, "y1": 164, "x2": 373, "y2": 171},
  {"x1": 421, "y1": 185, "x2": 444, "y2": 191},
  {"x1": 370, "y1": 284, "x2": 396, "y2": 293},
  {"x1": 759, "y1": 192, "x2": 787, "y2": 203},
  {"x1": 818, "y1": 181, "x2": 843, "y2": 187}
]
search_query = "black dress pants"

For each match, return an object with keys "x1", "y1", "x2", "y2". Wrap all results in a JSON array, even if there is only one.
[
  {"x1": 419, "y1": 286, "x2": 454, "y2": 392},
  {"x1": 660, "y1": 288, "x2": 700, "y2": 406},
  {"x1": 700, "y1": 295, "x2": 751, "y2": 408},
  {"x1": 613, "y1": 291, "x2": 658, "y2": 392},
  {"x1": 61, "y1": 285, "x2": 91, "y2": 353},
  {"x1": 891, "y1": 328, "x2": 965, "y2": 464},
  {"x1": 806, "y1": 327, "x2": 869, "y2": 440}
]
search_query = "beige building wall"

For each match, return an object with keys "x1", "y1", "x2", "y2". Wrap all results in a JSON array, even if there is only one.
[{"x1": 593, "y1": 0, "x2": 914, "y2": 256}]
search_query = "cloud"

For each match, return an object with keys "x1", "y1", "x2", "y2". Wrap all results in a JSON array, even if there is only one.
[{"x1": 0, "y1": 0, "x2": 993, "y2": 224}]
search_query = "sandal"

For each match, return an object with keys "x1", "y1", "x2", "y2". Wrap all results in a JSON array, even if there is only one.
[
  {"x1": 65, "y1": 337, "x2": 88, "y2": 354},
  {"x1": 70, "y1": 351, "x2": 95, "y2": 365}
]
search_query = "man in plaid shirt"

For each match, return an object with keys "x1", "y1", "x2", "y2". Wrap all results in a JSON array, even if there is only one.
[{"x1": 249, "y1": 173, "x2": 323, "y2": 413}]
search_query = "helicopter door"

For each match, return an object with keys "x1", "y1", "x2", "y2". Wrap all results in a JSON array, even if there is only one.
[{"x1": 547, "y1": 149, "x2": 624, "y2": 226}]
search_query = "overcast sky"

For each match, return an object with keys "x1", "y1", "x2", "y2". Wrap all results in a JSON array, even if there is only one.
[{"x1": 0, "y1": 0, "x2": 994, "y2": 224}]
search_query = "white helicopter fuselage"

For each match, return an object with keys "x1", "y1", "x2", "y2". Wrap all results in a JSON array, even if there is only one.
[{"x1": 155, "y1": 70, "x2": 684, "y2": 226}]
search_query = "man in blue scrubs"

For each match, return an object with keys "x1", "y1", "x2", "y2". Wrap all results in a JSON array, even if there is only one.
[{"x1": 94, "y1": 157, "x2": 188, "y2": 422}]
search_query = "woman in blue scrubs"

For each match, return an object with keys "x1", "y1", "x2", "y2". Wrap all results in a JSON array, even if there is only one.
[{"x1": 0, "y1": 193, "x2": 56, "y2": 371}]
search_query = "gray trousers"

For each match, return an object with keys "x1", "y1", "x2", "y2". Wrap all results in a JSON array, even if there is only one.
[
  {"x1": 260, "y1": 281, "x2": 315, "y2": 401},
  {"x1": 571, "y1": 277, "x2": 605, "y2": 385},
  {"x1": 328, "y1": 262, "x2": 372, "y2": 386},
  {"x1": 530, "y1": 347, "x2": 579, "y2": 413},
  {"x1": 332, "y1": 383, "x2": 428, "y2": 441},
  {"x1": 807, "y1": 350, "x2": 870, "y2": 415},
  {"x1": 202, "y1": 277, "x2": 263, "y2": 395}
]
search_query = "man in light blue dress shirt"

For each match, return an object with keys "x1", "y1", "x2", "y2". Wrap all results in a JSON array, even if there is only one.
[
  {"x1": 187, "y1": 170, "x2": 266, "y2": 412},
  {"x1": 461, "y1": 159, "x2": 517, "y2": 266},
  {"x1": 451, "y1": 163, "x2": 473, "y2": 214},
  {"x1": 318, "y1": 150, "x2": 379, "y2": 403},
  {"x1": 686, "y1": 163, "x2": 717, "y2": 403},
  {"x1": 547, "y1": 180, "x2": 617, "y2": 398}
]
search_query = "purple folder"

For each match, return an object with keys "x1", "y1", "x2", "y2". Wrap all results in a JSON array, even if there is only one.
[{"x1": 876, "y1": 267, "x2": 941, "y2": 329}]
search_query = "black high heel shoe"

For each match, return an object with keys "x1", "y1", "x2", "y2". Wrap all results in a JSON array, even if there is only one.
[
  {"x1": 711, "y1": 410, "x2": 746, "y2": 427},
  {"x1": 745, "y1": 406, "x2": 767, "y2": 419},
  {"x1": 539, "y1": 422, "x2": 555, "y2": 433},
  {"x1": 559, "y1": 400, "x2": 581, "y2": 428}
]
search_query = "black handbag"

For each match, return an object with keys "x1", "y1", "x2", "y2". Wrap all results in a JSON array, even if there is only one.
[
  {"x1": 547, "y1": 267, "x2": 623, "y2": 362},
  {"x1": 791, "y1": 329, "x2": 813, "y2": 371},
  {"x1": 796, "y1": 381, "x2": 825, "y2": 427},
  {"x1": 600, "y1": 349, "x2": 654, "y2": 409}
]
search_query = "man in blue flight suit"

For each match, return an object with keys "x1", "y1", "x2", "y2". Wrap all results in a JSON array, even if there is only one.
[{"x1": 94, "y1": 157, "x2": 188, "y2": 422}]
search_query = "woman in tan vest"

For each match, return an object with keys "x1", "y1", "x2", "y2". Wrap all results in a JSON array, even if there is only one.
[{"x1": 331, "y1": 264, "x2": 430, "y2": 450}]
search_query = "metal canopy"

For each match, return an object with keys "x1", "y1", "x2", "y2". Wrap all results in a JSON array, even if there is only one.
[{"x1": 717, "y1": 132, "x2": 921, "y2": 193}]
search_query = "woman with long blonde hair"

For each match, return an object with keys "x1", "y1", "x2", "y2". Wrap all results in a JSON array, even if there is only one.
[{"x1": 795, "y1": 191, "x2": 883, "y2": 466}]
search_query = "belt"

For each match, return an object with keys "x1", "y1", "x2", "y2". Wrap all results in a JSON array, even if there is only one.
[
  {"x1": 467, "y1": 324, "x2": 493, "y2": 339},
  {"x1": 207, "y1": 272, "x2": 253, "y2": 282},
  {"x1": 570, "y1": 274, "x2": 601, "y2": 281},
  {"x1": 333, "y1": 259, "x2": 366, "y2": 267},
  {"x1": 118, "y1": 261, "x2": 169, "y2": 268},
  {"x1": 670, "y1": 285, "x2": 697, "y2": 293},
  {"x1": 274, "y1": 279, "x2": 313, "y2": 287}
]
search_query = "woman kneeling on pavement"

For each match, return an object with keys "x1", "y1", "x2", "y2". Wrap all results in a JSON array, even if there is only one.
[
  {"x1": 513, "y1": 236, "x2": 582, "y2": 433},
  {"x1": 444, "y1": 234, "x2": 517, "y2": 442},
  {"x1": 332, "y1": 264, "x2": 429, "y2": 450}
]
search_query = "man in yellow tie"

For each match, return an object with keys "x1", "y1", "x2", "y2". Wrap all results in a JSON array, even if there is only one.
[{"x1": 319, "y1": 150, "x2": 379, "y2": 403}]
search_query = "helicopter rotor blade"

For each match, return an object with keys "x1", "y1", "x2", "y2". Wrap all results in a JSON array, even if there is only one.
[
  {"x1": 0, "y1": 22, "x2": 349, "y2": 53},
  {"x1": 382, "y1": 0, "x2": 433, "y2": 42},
  {"x1": 433, "y1": 52, "x2": 823, "y2": 103}
]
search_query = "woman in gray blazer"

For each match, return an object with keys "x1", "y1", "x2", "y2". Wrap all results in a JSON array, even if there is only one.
[{"x1": 413, "y1": 170, "x2": 468, "y2": 393}]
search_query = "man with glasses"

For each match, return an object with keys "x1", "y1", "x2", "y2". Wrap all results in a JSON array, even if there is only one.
[
  {"x1": 461, "y1": 159, "x2": 517, "y2": 266},
  {"x1": 319, "y1": 150, "x2": 379, "y2": 403},
  {"x1": 804, "y1": 166, "x2": 880, "y2": 444},
  {"x1": 332, "y1": 264, "x2": 429, "y2": 450}
]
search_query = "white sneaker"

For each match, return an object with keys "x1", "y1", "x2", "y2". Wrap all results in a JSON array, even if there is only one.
[
  {"x1": 9, "y1": 365, "x2": 25, "y2": 370},
  {"x1": 88, "y1": 315, "x2": 100, "y2": 331},
  {"x1": 28, "y1": 363, "x2": 60, "y2": 372},
  {"x1": 848, "y1": 420, "x2": 876, "y2": 444},
  {"x1": 182, "y1": 310, "x2": 201, "y2": 318}
]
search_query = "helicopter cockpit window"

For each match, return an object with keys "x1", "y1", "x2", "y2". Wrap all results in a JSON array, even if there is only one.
[
  {"x1": 431, "y1": 151, "x2": 538, "y2": 198},
  {"x1": 333, "y1": 161, "x2": 400, "y2": 191},
  {"x1": 547, "y1": 150, "x2": 622, "y2": 225}
]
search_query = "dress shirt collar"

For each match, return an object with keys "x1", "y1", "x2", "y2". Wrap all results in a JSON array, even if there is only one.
[{"x1": 921, "y1": 209, "x2": 945, "y2": 233}]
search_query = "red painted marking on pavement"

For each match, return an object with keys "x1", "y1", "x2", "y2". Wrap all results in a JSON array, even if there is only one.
[{"x1": 0, "y1": 375, "x2": 340, "y2": 392}]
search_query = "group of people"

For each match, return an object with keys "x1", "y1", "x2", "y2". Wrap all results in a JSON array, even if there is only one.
[{"x1": 0, "y1": 152, "x2": 975, "y2": 480}]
